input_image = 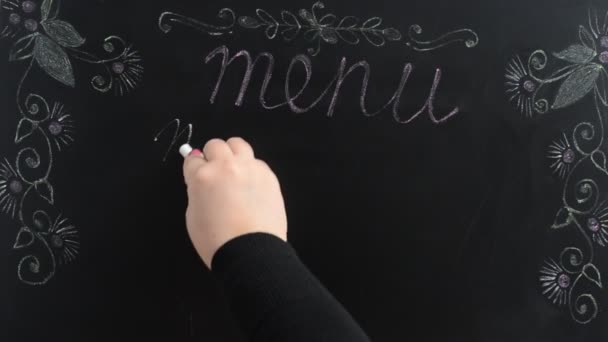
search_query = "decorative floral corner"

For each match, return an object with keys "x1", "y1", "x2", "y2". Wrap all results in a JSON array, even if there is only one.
[
  {"x1": 505, "y1": 8, "x2": 608, "y2": 324},
  {"x1": 158, "y1": 1, "x2": 479, "y2": 56},
  {"x1": 0, "y1": 0, "x2": 144, "y2": 285},
  {"x1": 505, "y1": 11, "x2": 608, "y2": 117}
]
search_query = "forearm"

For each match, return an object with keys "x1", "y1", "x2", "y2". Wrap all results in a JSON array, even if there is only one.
[{"x1": 211, "y1": 233, "x2": 371, "y2": 342}]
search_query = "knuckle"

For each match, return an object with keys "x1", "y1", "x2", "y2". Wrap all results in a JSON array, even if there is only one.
[
  {"x1": 204, "y1": 138, "x2": 225, "y2": 150},
  {"x1": 194, "y1": 167, "x2": 213, "y2": 182},
  {"x1": 221, "y1": 159, "x2": 240, "y2": 174},
  {"x1": 226, "y1": 136, "x2": 244, "y2": 144},
  {"x1": 227, "y1": 137, "x2": 249, "y2": 151},
  {"x1": 228, "y1": 136, "x2": 249, "y2": 148}
]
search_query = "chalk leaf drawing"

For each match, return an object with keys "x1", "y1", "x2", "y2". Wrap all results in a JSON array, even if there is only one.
[
  {"x1": 2, "y1": 0, "x2": 144, "y2": 95},
  {"x1": 506, "y1": 9, "x2": 608, "y2": 117},
  {"x1": 158, "y1": 1, "x2": 479, "y2": 56},
  {"x1": 235, "y1": 2, "x2": 403, "y2": 55},
  {"x1": 0, "y1": 0, "x2": 143, "y2": 285},
  {"x1": 506, "y1": 8, "x2": 608, "y2": 324}
]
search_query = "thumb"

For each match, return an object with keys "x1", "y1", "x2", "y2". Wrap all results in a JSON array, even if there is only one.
[{"x1": 182, "y1": 149, "x2": 206, "y2": 185}]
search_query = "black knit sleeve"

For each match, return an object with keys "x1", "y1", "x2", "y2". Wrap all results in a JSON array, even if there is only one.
[{"x1": 211, "y1": 232, "x2": 371, "y2": 342}]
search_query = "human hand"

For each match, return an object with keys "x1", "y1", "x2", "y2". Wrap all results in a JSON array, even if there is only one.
[{"x1": 182, "y1": 138, "x2": 287, "y2": 269}]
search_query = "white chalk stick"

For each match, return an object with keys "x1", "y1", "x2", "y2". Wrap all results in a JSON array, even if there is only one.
[{"x1": 179, "y1": 144, "x2": 193, "y2": 158}]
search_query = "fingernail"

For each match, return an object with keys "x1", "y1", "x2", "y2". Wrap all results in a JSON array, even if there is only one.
[{"x1": 190, "y1": 149, "x2": 202, "y2": 156}]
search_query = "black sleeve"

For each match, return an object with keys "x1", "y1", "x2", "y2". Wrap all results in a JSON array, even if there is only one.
[{"x1": 211, "y1": 232, "x2": 371, "y2": 342}]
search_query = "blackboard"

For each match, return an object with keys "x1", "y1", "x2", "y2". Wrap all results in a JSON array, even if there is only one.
[{"x1": 2, "y1": 0, "x2": 608, "y2": 340}]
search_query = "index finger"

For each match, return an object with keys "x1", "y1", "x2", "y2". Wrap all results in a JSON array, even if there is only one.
[{"x1": 183, "y1": 149, "x2": 206, "y2": 185}]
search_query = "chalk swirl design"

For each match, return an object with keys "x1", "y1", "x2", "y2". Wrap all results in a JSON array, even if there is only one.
[
  {"x1": 158, "y1": 2, "x2": 479, "y2": 56},
  {"x1": 2, "y1": 0, "x2": 144, "y2": 94},
  {"x1": 0, "y1": 0, "x2": 143, "y2": 285},
  {"x1": 506, "y1": 8, "x2": 608, "y2": 324},
  {"x1": 158, "y1": 9, "x2": 236, "y2": 37}
]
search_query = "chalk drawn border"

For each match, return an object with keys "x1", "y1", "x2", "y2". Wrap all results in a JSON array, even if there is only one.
[
  {"x1": 0, "y1": 0, "x2": 144, "y2": 285},
  {"x1": 505, "y1": 8, "x2": 608, "y2": 324},
  {"x1": 158, "y1": 1, "x2": 479, "y2": 56}
]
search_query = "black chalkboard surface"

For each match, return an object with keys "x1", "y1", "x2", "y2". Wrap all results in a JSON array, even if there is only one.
[{"x1": 2, "y1": 0, "x2": 608, "y2": 340}]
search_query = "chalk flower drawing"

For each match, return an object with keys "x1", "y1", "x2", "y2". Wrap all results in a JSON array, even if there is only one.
[
  {"x1": 505, "y1": 9, "x2": 608, "y2": 117},
  {"x1": 41, "y1": 103, "x2": 75, "y2": 150},
  {"x1": 0, "y1": 0, "x2": 143, "y2": 285},
  {"x1": 547, "y1": 133, "x2": 577, "y2": 178},
  {"x1": 158, "y1": 1, "x2": 479, "y2": 56},
  {"x1": 0, "y1": 159, "x2": 25, "y2": 218},
  {"x1": 102, "y1": 44, "x2": 144, "y2": 96},
  {"x1": 2, "y1": 0, "x2": 144, "y2": 93},
  {"x1": 540, "y1": 259, "x2": 571, "y2": 306},
  {"x1": 44, "y1": 214, "x2": 79, "y2": 265},
  {"x1": 505, "y1": 56, "x2": 541, "y2": 117},
  {"x1": 585, "y1": 201, "x2": 608, "y2": 247},
  {"x1": 506, "y1": 8, "x2": 608, "y2": 324},
  {"x1": 70, "y1": 36, "x2": 144, "y2": 96}
]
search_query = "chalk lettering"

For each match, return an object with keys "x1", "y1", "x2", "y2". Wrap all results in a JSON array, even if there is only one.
[{"x1": 205, "y1": 45, "x2": 459, "y2": 124}]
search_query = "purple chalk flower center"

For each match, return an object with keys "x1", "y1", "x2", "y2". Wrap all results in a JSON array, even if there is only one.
[
  {"x1": 8, "y1": 179, "x2": 23, "y2": 194},
  {"x1": 557, "y1": 274, "x2": 571, "y2": 288},
  {"x1": 562, "y1": 149, "x2": 575, "y2": 164},
  {"x1": 600, "y1": 51, "x2": 608, "y2": 64},
  {"x1": 50, "y1": 234, "x2": 64, "y2": 248},
  {"x1": 112, "y1": 62, "x2": 125, "y2": 74},
  {"x1": 523, "y1": 80, "x2": 536, "y2": 92},
  {"x1": 48, "y1": 121, "x2": 63, "y2": 135},
  {"x1": 22, "y1": 1, "x2": 36, "y2": 13},
  {"x1": 24, "y1": 19, "x2": 37, "y2": 32},
  {"x1": 587, "y1": 217, "x2": 601, "y2": 232},
  {"x1": 9, "y1": 13, "x2": 21, "y2": 25}
]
